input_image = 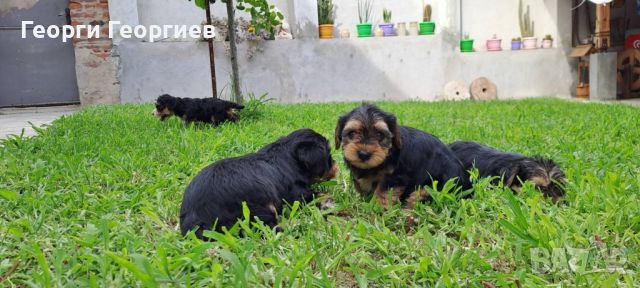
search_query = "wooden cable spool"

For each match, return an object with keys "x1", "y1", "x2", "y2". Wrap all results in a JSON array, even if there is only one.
[
  {"x1": 443, "y1": 81, "x2": 470, "y2": 101},
  {"x1": 470, "y1": 77, "x2": 498, "y2": 100}
]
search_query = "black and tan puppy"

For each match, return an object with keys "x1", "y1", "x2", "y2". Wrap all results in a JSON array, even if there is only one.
[
  {"x1": 180, "y1": 129, "x2": 338, "y2": 239},
  {"x1": 335, "y1": 104, "x2": 470, "y2": 212},
  {"x1": 152, "y1": 94, "x2": 244, "y2": 125},
  {"x1": 449, "y1": 141, "x2": 566, "y2": 202}
]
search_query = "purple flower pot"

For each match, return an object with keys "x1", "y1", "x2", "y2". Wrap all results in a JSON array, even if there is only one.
[
  {"x1": 511, "y1": 41, "x2": 521, "y2": 50},
  {"x1": 379, "y1": 23, "x2": 395, "y2": 37}
]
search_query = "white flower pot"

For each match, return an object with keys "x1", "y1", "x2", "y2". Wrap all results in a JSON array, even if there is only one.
[{"x1": 522, "y1": 37, "x2": 538, "y2": 49}]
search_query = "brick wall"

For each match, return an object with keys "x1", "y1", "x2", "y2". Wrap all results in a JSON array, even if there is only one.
[{"x1": 69, "y1": 0, "x2": 119, "y2": 105}]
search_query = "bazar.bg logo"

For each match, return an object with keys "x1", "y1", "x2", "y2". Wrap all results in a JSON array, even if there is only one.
[
  {"x1": 530, "y1": 246, "x2": 631, "y2": 274},
  {"x1": 21, "y1": 21, "x2": 215, "y2": 43}
]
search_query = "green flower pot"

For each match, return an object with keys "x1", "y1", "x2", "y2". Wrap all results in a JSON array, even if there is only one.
[
  {"x1": 419, "y1": 22, "x2": 435, "y2": 35},
  {"x1": 356, "y1": 23, "x2": 373, "y2": 37},
  {"x1": 460, "y1": 39, "x2": 474, "y2": 52}
]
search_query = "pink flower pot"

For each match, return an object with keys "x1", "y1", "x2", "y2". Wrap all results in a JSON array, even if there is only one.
[
  {"x1": 522, "y1": 37, "x2": 537, "y2": 49},
  {"x1": 542, "y1": 39, "x2": 553, "y2": 48},
  {"x1": 486, "y1": 39, "x2": 502, "y2": 51}
]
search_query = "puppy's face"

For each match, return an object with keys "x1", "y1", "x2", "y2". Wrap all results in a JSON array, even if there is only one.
[
  {"x1": 510, "y1": 158, "x2": 566, "y2": 203},
  {"x1": 152, "y1": 95, "x2": 175, "y2": 121},
  {"x1": 295, "y1": 134, "x2": 338, "y2": 182},
  {"x1": 335, "y1": 105, "x2": 402, "y2": 170},
  {"x1": 226, "y1": 108, "x2": 240, "y2": 122}
]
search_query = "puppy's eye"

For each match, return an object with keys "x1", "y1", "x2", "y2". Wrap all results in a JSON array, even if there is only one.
[
  {"x1": 348, "y1": 131, "x2": 357, "y2": 138},
  {"x1": 376, "y1": 131, "x2": 384, "y2": 140}
]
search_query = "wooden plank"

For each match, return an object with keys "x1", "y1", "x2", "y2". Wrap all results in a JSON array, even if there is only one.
[{"x1": 594, "y1": 3, "x2": 611, "y2": 51}]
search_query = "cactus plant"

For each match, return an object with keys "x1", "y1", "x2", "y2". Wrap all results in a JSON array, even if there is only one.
[
  {"x1": 419, "y1": 4, "x2": 435, "y2": 35},
  {"x1": 519, "y1": 0, "x2": 534, "y2": 38},
  {"x1": 423, "y1": 4, "x2": 432, "y2": 22}
]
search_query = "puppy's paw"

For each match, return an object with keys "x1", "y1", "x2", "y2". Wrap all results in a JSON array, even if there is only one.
[
  {"x1": 404, "y1": 215, "x2": 420, "y2": 234},
  {"x1": 316, "y1": 193, "x2": 335, "y2": 211}
]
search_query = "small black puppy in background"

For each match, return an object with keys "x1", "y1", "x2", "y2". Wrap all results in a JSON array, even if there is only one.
[
  {"x1": 449, "y1": 141, "x2": 566, "y2": 202},
  {"x1": 180, "y1": 129, "x2": 338, "y2": 239},
  {"x1": 152, "y1": 94, "x2": 244, "y2": 125}
]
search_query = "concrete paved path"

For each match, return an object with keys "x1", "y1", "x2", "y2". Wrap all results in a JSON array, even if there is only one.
[
  {"x1": 619, "y1": 99, "x2": 640, "y2": 107},
  {"x1": 0, "y1": 105, "x2": 79, "y2": 140}
]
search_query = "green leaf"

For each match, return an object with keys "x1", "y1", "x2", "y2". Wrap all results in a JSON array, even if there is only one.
[
  {"x1": 241, "y1": 201, "x2": 250, "y2": 220},
  {"x1": 498, "y1": 219, "x2": 537, "y2": 245},
  {"x1": 32, "y1": 244, "x2": 52, "y2": 287},
  {"x1": 195, "y1": 0, "x2": 207, "y2": 10},
  {"x1": 0, "y1": 188, "x2": 18, "y2": 201},
  {"x1": 106, "y1": 252, "x2": 158, "y2": 287}
]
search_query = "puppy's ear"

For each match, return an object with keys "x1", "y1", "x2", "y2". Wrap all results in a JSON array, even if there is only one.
[
  {"x1": 334, "y1": 115, "x2": 347, "y2": 149},
  {"x1": 296, "y1": 141, "x2": 329, "y2": 177},
  {"x1": 392, "y1": 124, "x2": 402, "y2": 149},
  {"x1": 505, "y1": 165, "x2": 520, "y2": 188},
  {"x1": 386, "y1": 113, "x2": 402, "y2": 149}
]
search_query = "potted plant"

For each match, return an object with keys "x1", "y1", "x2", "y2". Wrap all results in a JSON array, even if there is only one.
[
  {"x1": 357, "y1": 0, "x2": 374, "y2": 37},
  {"x1": 419, "y1": 4, "x2": 435, "y2": 35},
  {"x1": 460, "y1": 34, "x2": 474, "y2": 52},
  {"x1": 511, "y1": 37, "x2": 522, "y2": 50},
  {"x1": 486, "y1": 34, "x2": 502, "y2": 51},
  {"x1": 318, "y1": 0, "x2": 334, "y2": 39},
  {"x1": 542, "y1": 34, "x2": 553, "y2": 48},
  {"x1": 519, "y1": 0, "x2": 537, "y2": 49},
  {"x1": 379, "y1": 8, "x2": 394, "y2": 36}
]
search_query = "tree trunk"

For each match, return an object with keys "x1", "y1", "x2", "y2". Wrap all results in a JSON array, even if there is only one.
[
  {"x1": 205, "y1": 2, "x2": 217, "y2": 98},
  {"x1": 226, "y1": 0, "x2": 243, "y2": 104}
]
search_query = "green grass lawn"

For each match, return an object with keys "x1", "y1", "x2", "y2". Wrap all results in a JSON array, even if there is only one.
[{"x1": 1, "y1": 98, "x2": 639, "y2": 287}]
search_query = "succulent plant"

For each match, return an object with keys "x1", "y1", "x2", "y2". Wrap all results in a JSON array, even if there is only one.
[
  {"x1": 357, "y1": 0, "x2": 374, "y2": 24},
  {"x1": 383, "y1": 8, "x2": 392, "y2": 23},
  {"x1": 544, "y1": 34, "x2": 553, "y2": 40},
  {"x1": 317, "y1": 0, "x2": 334, "y2": 25}
]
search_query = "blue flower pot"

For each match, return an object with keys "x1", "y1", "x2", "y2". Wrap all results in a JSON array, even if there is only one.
[
  {"x1": 379, "y1": 23, "x2": 395, "y2": 37},
  {"x1": 511, "y1": 41, "x2": 522, "y2": 50}
]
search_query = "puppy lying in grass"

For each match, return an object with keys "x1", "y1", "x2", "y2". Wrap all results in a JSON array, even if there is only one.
[
  {"x1": 152, "y1": 94, "x2": 244, "y2": 125},
  {"x1": 180, "y1": 129, "x2": 338, "y2": 239},
  {"x1": 449, "y1": 141, "x2": 566, "y2": 202}
]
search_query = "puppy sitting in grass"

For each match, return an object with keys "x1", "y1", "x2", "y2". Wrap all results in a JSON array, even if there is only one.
[
  {"x1": 449, "y1": 141, "x2": 566, "y2": 202},
  {"x1": 152, "y1": 94, "x2": 244, "y2": 125},
  {"x1": 180, "y1": 129, "x2": 338, "y2": 239},
  {"x1": 335, "y1": 104, "x2": 470, "y2": 217}
]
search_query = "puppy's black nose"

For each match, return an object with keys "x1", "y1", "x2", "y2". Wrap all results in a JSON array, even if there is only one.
[{"x1": 357, "y1": 150, "x2": 371, "y2": 161}]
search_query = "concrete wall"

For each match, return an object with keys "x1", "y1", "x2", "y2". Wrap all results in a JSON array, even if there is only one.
[
  {"x1": 107, "y1": 0, "x2": 574, "y2": 104},
  {"x1": 118, "y1": 32, "x2": 573, "y2": 103},
  {"x1": 461, "y1": 0, "x2": 567, "y2": 52}
]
